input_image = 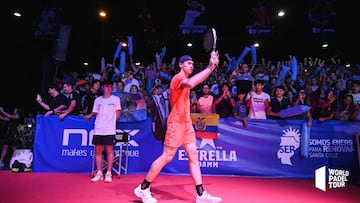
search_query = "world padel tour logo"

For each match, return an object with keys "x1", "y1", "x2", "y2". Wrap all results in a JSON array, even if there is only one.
[{"x1": 315, "y1": 166, "x2": 350, "y2": 191}]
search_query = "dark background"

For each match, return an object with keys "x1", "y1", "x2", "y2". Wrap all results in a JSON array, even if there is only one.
[{"x1": 2, "y1": 0, "x2": 359, "y2": 113}]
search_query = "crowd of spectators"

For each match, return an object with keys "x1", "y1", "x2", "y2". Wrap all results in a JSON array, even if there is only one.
[
  {"x1": 1, "y1": 41, "x2": 360, "y2": 169},
  {"x1": 30, "y1": 50, "x2": 360, "y2": 128}
]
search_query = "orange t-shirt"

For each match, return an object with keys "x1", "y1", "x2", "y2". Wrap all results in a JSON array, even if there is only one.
[
  {"x1": 167, "y1": 72, "x2": 192, "y2": 123},
  {"x1": 164, "y1": 72, "x2": 196, "y2": 147}
]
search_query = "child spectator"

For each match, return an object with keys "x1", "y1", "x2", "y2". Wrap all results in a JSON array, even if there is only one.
[{"x1": 233, "y1": 91, "x2": 249, "y2": 127}]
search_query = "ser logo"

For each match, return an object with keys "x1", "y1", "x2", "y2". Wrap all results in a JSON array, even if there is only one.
[{"x1": 62, "y1": 129, "x2": 139, "y2": 147}]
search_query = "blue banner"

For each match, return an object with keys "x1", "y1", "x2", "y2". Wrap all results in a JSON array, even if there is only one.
[
  {"x1": 33, "y1": 115, "x2": 360, "y2": 179},
  {"x1": 33, "y1": 115, "x2": 160, "y2": 173}
]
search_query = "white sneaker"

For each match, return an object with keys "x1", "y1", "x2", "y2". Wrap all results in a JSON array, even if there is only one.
[
  {"x1": 91, "y1": 172, "x2": 103, "y2": 182},
  {"x1": 196, "y1": 191, "x2": 222, "y2": 203},
  {"x1": 134, "y1": 184, "x2": 157, "y2": 203},
  {"x1": 0, "y1": 161, "x2": 4, "y2": 168},
  {"x1": 104, "y1": 172, "x2": 112, "y2": 183}
]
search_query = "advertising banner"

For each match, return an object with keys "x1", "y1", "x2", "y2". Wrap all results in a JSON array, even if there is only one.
[{"x1": 33, "y1": 115, "x2": 360, "y2": 179}]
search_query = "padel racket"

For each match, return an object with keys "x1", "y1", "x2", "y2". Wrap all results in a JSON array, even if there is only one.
[{"x1": 203, "y1": 27, "x2": 217, "y2": 53}]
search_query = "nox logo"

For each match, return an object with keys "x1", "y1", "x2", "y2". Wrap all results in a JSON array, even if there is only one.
[
  {"x1": 315, "y1": 166, "x2": 350, "y2": 191},
  {"x1": 115, "y1": 129, "x2": 140, "y2": 147},
  {"x1": 63, "y1": 129, "x2": 90, "y2": 146},
  {"x1": 62, "y1": 128, "x2": 139, "y2": 146}
]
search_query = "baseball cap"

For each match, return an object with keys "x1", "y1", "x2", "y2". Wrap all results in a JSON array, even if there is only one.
[{"x1": 179, "y1": 55, "x2": 193, "y2": 63}]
